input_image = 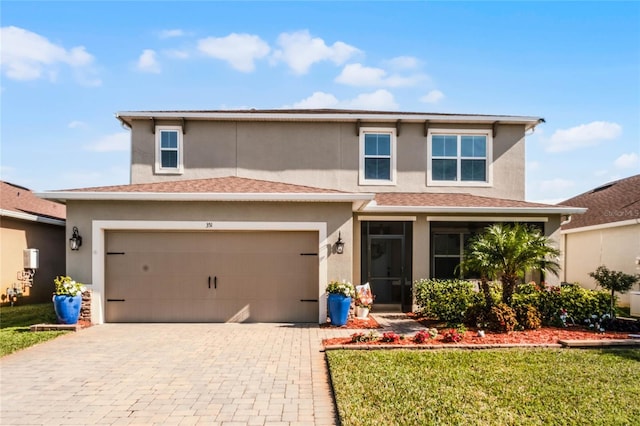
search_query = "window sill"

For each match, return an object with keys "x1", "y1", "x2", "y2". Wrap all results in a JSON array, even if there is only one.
[
  {"x1": 427, "y1": 180, "x2": 492, "y2": 188},
  {"x1": 359, "y1": 179, "x2": 397, "y2": 186}
]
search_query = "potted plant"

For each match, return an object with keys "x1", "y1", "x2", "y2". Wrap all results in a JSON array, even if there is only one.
[
  {"x1": 53, "y1": 275, "x2": 86, "y2": 325},
  {"x1": 355, "y1": 283, "x2": 374, "y2": 319},
  {"x1": 326, "y1": 280, "x2": 355, "y2": 326}
]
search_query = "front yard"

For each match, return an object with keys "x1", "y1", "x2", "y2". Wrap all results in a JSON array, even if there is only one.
[
  {"x1": 0, "y1": 303, "x2": 68, "y2": 356},
  {"x1": 327, "y1": 348, "x2": 640, "y2": 425}
]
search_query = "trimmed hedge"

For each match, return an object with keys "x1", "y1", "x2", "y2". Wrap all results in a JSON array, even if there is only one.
[
  {"x1": 414, "y1": 279, "x2": 478, "y2": 324},
  {"x1": 415, "y1": 279, "x2": 611, "y2": 330},
  {"x1": 512, "y1": 284, "x2": 610, "y2": 326}
]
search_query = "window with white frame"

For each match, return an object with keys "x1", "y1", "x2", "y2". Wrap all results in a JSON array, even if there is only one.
[
  {"x1": 155, "y1": 126, "x2": 183, "y2": 174},
  {"x1": 427, "y1": 129, "x2": 492, "y2": 186},
  {"x1": 359, "y1": 128, "x2": 396, "y2": 185}
]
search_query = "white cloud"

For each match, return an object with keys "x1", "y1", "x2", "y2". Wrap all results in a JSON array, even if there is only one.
[
  {"x1": 198, "y1": 33, "x2": 270, "y2": 72},
  {"x1": 272, "y1": 30, "x2": 360, "y2": 75},
  {"x1": 420, "y1": 90, "x2": 445, "y2": 104},
  {"x1": 159, "y1": 29, "x2": 186, "y2": 39},
  {"x1": 84, "y1": 132, "x2": 130, "y2": 152},
  {"x1": 288, "y1": 89, "x2": 398, "y2": 111},
  {"x1": 385, "y1": 56, "x2": 420, "y2": 70},
  {"x1": 335, "y1": 63, "x2": 425, "y2": 87},
  {"x1": 136, "y1": 49, "x2": 161, "y2": 73},
  {"x1": 292, "y1": 92, "x2": 339, "y2": 109},
  {"x1": 539, "y1": 178, "x2": 575, "y2": 193},
  {"x1": 342, "y1": 89, "x2": 398, "y2": 110},
  {"x1": 614, "y1": 152, "x2": 639, "y2": 169},
  {"x1": 68, "y1": 120, "x2": 88, "y2": 129},
  {"x1": 0, "y1": 26, "x2": 100, "y2": 85},
  {"x1": 545, "y1": 121, "x2": 622, "y2": 153}
]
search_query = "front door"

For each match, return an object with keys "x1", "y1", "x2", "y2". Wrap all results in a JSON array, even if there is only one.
[{"x1": 361, "y1": 222, "x2": 412, "y2": 312}]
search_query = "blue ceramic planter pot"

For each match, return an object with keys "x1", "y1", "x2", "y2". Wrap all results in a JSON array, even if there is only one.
[
  {"x1": 53, "y1": 294, "x2": 82, "y2": 324},
  {"x1": 328, "y1": 293, "x2": 351, "y2": 326}
]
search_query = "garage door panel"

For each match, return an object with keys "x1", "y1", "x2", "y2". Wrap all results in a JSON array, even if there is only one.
[{"x1": 106, "y1": 230, "x2": 318, "y2": 322}]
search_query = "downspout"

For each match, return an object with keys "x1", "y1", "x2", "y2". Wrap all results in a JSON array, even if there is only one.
[{"x1": 560, "y1": 215, "x2": 571, "y2": 283}]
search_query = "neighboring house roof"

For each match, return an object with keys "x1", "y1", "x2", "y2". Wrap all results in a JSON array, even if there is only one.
[
  {"x1": 116, "y1": 108, "x2": 544, "y2": 131},
  {"x1": 559, "y1": 174, "x2": 640, "y2": 231},
  {"x1": 0, "y1": 181, "x2": 66, "y2": 225},
  {"x1": 37, "y1": 176, "x2": 584, "y2": 215}
]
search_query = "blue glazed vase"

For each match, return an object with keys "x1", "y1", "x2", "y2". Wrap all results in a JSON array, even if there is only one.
[
  {"x1": 328, "y1": 293, "x2": 351, "y2": 326},
  {"x1": 53, "y1": 294, "x2": 82, "y2": 324}
]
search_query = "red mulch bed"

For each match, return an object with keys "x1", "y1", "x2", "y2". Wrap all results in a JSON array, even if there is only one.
[
  {"x1": 322, "y1": 314, "x2": 632, "y2": 346},
  {"x1": 320, "y1": 316, "x2": 381, "y2": 329}
]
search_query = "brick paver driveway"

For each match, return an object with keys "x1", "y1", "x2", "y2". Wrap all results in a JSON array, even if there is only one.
[{"x1": 1, "y1": 323, "x2": 352, "y2": 425}]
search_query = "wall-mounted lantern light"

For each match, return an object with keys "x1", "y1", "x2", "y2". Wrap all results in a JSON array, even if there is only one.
[
  {"x1": 335, "y1": 231, "x2": 345, "y2": 255},
  {"x1": 69, "y1": 226, "x2": 82, "y2": 251}
]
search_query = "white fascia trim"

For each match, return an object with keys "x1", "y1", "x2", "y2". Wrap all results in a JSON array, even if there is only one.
[
  {"x1": 91, "y1": 220, "x2": 328, "y2": 325},
  {"x1": 0, "y1": 209, "x2": 65, "y2": 226},
  {"x1": 427, "y1": 216, "x2": 548, "y2": 222},
  {"x1": 364, "y1": 205, "x2": 587, "y2": 215},
  {"x1": 116, "y1": 111, "x2": 542, "y2": 126},
  {"x1": 357, "y1": 215, "x2": 417, "y2": 221},
  {"x1": 37, "y1": 191, "x2": 375, "y2": 203},
  {"x1": 561, "y1": 218, "x2": 640, "y2": 234}
]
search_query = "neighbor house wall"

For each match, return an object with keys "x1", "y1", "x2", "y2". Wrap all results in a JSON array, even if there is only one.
[
  {"x1": 563, "y1": 222, "x2": 640, "y2": 306},
  {"x1": 0, "y1": 217, "x2": 65, "y2": 303},
  {"x1": 130, "y1": 120, "x2": 526, "y2": 200}
]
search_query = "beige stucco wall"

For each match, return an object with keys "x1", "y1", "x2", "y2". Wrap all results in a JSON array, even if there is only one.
[
  {"x1": 130, "y1": 120, "x2": 526, "y2": 200},
  {"x1": 1, "y1": 217, "x2": 65, "y2": 304},
  {"x1": 563, "y1": 222, "x2": 640, "y2": 306}
]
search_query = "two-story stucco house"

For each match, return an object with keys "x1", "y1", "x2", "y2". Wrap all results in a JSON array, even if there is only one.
[{"x1": 40, "y1": 109, "x2": 585, "y2": 324}]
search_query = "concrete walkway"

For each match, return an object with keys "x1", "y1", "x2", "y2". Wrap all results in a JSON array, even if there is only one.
[{"x1": 1, "y1": 323, "x2": 354, "y2": 426}]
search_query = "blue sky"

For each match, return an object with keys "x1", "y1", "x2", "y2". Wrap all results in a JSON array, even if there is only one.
[{"x1": 1, "y1": 1, "x2": 638, "y2": 203}]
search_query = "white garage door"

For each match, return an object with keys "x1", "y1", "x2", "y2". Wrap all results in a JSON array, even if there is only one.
[{"x1": 105, "y1": 231, "x2": 319, "y2": 322}]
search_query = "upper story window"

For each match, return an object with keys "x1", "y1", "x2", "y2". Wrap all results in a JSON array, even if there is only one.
[
  {"x1": 155, "y1": 126, "x2": 183, "y2": 174},
  {"x1": 427, "y1": 129, "x2": 492, "y2": 186},
  {"x1": 359, "y1": 128, "x2": 397, "y2": 186}
]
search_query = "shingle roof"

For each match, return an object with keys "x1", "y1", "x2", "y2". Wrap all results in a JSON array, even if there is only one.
[
  {"x1": 1, "y1": 181, "x2": 66, "y2": 220},
  {"x1": 65, "y1": 176, "x2": 344, "y2": 194},
  {"x1": 559, "y1": 174, "x2": 640, "y2": 230},
  {"x1": 374, "y1": 192, "x2": 556, "y2": 209}
]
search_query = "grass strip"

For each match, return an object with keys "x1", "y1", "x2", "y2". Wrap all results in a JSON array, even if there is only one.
[
  {"x1": 327, "y1": 348, "x2": 640, "y2": 425},
  {"x1": 1, "y1": 303, "x2": 68, "y2": 356}
]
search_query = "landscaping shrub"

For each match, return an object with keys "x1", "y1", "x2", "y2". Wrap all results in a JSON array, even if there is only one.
[
  {"x1": 414, "y1": 279, "x2": 478, "y2": 323},
  {"x1": 513, "y1": 284, "x2": 610, "y2": 326},
  {"x1": 413, "y1": 328, "x2": 438, "y2": 343},
  {"x1": 487, "y1": 303, "x2": 518, "y2": 332},
  {"x1": 463, "y1": 302, "x2": 489, "y2": 328},
  {"x1": 380, "y1": 332, "x2": 402, "y2": 343},
  {"x1": 442, "y1": 327, "x2": 464, "y2": 343},
  {"x1": 513, "y1": 303, "x2": 542, "y2": 330},
  {"x1": 557, "y1": 286, "x2": 610, "y2": 324}
]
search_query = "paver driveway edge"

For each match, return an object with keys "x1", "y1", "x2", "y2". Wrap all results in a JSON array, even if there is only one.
[{"x1": 1, "y1": 323, "x2": 354, "y2": 425}]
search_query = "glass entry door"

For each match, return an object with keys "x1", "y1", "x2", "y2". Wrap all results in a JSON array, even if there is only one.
[{"x1": 361, "y1": 222, "x2": 412, "y2": 312}]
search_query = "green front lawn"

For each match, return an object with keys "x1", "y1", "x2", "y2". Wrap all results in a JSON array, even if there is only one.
[
  {"x1": 327, "y1": 349, "x2": 640, "y2": 425},
  {"x1": 0, "y1": 303, "x2": 68, "y2": 356}
]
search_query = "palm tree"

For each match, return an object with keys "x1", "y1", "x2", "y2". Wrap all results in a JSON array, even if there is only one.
[{"x1": 459, "y1": 223, "x2": 561, "y2": 306}]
